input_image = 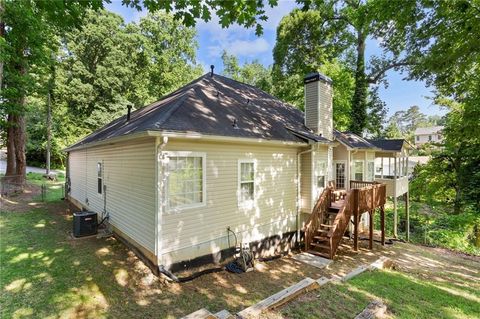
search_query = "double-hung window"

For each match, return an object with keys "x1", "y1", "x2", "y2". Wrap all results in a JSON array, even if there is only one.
[
  {"x1": 97, "y1": 162, "x2": 103, "y2": 194},
  {"x1": 167, "y1": 152, "x2": 206, "y2": 209},
  {"x1": 315, "y1": 160, "x2": 327, "y2": 190},
  {"x1": 353, "y1": 161, "x2": 364, "y2": 181},
  {"x1": 367, "y1": 161, "x2": 375, "y2": 181},
  {"x1": 238, "y1": 160, "x2": 255, "y2": 206}
]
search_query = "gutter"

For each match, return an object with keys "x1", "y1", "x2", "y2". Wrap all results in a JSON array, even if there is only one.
[
  {"x1": 63, "y1": 130, "x2": 308, "y2": 152},
  {"x1": 296, "y1": 144, "x2": 315, "y2": 246},
  {"x1": 155, "y1": 136, "x2": 169, "y2": 268}
]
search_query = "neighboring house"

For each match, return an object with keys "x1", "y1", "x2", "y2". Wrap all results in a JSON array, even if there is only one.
[
  {"x1": 414, "y1": 126, "x2": 444, "y2": 147},
  {"x1": 65, "y1": 72, "x2": 409, "y2": 272}
]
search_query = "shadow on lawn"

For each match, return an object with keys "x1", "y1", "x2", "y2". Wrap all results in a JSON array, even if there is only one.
[
  {"x1": 1, "y1": 203, "x2": 331, "y2": 318},
  {"x1": 275, "y1": 242, "x2": 480, "y2": 319},
  {"x1": 3, "y1": 202, "x2": 477, "y2": 319}
]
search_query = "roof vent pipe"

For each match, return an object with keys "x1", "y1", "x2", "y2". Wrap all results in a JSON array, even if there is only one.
[
  {"x1": 127, "y1": 105, "x2": 132, "y2": 122},
  {"x1": 210, "y1": 65, "x2": 214, "y2": 77}
]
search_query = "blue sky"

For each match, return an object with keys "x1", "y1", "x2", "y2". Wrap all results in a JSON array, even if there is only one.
[{"x1": 105, "y1": 1, "x2": 445, "y2": 118}]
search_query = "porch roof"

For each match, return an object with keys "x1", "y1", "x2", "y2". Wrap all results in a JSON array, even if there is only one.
[{"x1": 333, "y1": 130, "x2": 379, "y2": 150}]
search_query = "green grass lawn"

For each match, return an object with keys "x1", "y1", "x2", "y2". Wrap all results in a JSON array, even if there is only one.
[
  {"x1": 0, "y1": 206, "x2": 327, "y2": 319},
  {"x1": 2, "y1": 185, "x2": 479, "y2": 319},
  {"x1": 268, "y1": 244, "x2": 480, "y2": 319},
  {"x1": 26, "y1": 172, "x2": 66, "y2": 202},
  {"x1": 276, "y1": 269, "x2": 480, "y2": 319}
]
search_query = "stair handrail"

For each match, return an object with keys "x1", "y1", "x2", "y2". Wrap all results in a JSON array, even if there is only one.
[
  {"x1": 327, "y1": 189, "x2": 357, "y2": 258},
  {"x1": 327, "y1": 183, "x2": 387, "y2": 258},
  {"x1": 304, "y1": 185, "x2": 333, "y2": 251}
]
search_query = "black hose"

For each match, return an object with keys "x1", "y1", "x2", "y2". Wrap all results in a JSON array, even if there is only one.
[
  {"x1": 158, "y1": 265, "x2": 224, "y2": 283},
  {"x1": 257, "y1": 251, "x2": 290, "y2": 262},
  {"x1": 227, "y1": 227, "x2": 238, "y2": 250}
]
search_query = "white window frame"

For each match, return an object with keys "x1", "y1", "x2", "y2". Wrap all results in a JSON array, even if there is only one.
[
  {"x1": 238, "y1": 159, "x2": 256, "y2": 208},
  {"x1": 352, "y1": 160, "x2": 364, "y2": 181},
  {"x1": 367, "y1": 161, "x2": 375, "y2": 181},
  {"x1": 334, "y1": 160, "x2": 347, "y2": 189},
  {"x1": 314, "y1": 159, "x2": 327, "y2": 197},
  {"x1": 165, "y1": 151, "x2": 207, "y2": 211},
  {"x1": 97, "y1": 162, "x2": 103, "y2": 197}
]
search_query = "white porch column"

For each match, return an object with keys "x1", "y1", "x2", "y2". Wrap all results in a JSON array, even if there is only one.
[
  {"x1": 381, "y1": 157, "x2": 384, "y2": 179},
  {"x1": 388, "y1": 157, "x2": 392, "y2": 176},
  {"x1": 364, "y1": 151, "x2": 367, "y2": 181},
  {"x1": 393, "y1": 156, "x2": 398, "y2": 238},
  {"x1": 347, "y1": 150, "x2": 351, "y2": 190}
]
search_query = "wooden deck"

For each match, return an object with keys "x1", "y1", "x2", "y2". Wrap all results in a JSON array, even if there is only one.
[
  {"x1": 330, "y1": 199, "x2": 344, "y2": 210},
  {"x1": 304, "y1": 181, "x2": 387, "y2": 259}
]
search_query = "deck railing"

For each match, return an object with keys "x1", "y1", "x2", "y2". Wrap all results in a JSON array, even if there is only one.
[
  {"x1": 350, "y1": 180, "x2": 379, "y2": 189},
  {"x1": 327, "y1": 190, "x2": 355, "y2": 258},
  {"x1": 304, "y1": 185, "x2": 333, "y2": 251},
  {"x1": 305, "y1": 182, "x2": 387, "y2": 259}
]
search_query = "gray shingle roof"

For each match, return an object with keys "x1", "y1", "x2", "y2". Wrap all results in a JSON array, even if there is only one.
[
  {"x1": 67, "y1": 74, "x2": 331, "y2": 150},
  {"x1": 333, "y1": 130, "x2": 378, "y2": 150},
  {"x1": 414, "y1": 126, "x2": 444, "y2": 135},
  {"x1": 367, "y1": 139, "x2": 409, "y2": 152}
]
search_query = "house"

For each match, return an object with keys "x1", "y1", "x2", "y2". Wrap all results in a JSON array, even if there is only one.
[
  {"x1": 65, "y1": 71, "x2": 409, "y2": 272},
  {"x1": 414, "y1": 126, "x2": 444, "y2": 147}
]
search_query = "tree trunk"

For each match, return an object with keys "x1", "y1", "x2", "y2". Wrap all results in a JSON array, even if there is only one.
[
  {"x1": 12, "y1": 112, "x2": 27, "y2": 186},
  {"x1": 0, "y1": 0, "x2": 4, "y2": 91},
  {"x1": 46, "y1": 92, "x2": 51, "y2": 175},
  {"x1": 5, "y1": 114, "x2": 16, "y2": 176},
  {"x1": 349, "y1": 29, "x2": 368, "y2": 135}
]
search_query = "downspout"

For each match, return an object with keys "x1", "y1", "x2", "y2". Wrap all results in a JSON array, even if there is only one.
[
  {"x1": 155, "y1": 136, "x2": 169, "y2": 269},
  {"x1": 296, "y1": 143, "x2": 315, "y2": 246}
]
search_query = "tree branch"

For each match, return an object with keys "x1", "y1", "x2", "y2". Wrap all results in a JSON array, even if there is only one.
[{"x1": 367, "y1": 61, "x2": 412, "y2": 84}]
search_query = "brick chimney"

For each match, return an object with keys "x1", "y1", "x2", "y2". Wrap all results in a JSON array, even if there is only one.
[{"x1": 304, "y1": 72, "x2": 333, "y2": 140}]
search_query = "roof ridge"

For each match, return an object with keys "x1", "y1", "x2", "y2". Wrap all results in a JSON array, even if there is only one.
[
  {"x1": 152, "y1": 83, "x2": 200, "y2": 129},
  {"x1": 212, "y1": 74, "x2": 301, "y2": 114}
]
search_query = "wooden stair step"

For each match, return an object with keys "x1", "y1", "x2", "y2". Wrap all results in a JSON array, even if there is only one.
[
  {"x1": 320, "y1": 224, "x2": 334, "y2": 228},
  {"x1": 307, "y1": 250, "x2": 331, "y2": 259},
  {"x1": 313, "y1": 236, "x2": 328, "y2": 241},
  {"x1": 311, "y1": 242, "x2": 330, "y2": 250},
  {"x1": 326, "y1": 211, "x2": 338, "y2": 215}
]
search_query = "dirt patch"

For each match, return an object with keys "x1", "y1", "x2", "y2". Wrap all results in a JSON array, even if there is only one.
[{"x1": 0, "y1": 182, "x2": 44, "y2": 212}]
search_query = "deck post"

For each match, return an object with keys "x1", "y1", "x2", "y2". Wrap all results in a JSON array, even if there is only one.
[
  {"x1": 380, "y1": 206, "x2": 385, "y2": 246},
  {"x1": 369, "y1": 210, "x2": 374, "y2": 249},
  {"x1": 405, "y1": 191, "x2": 410, "y2": 241},
  {"x1": 353, "y1": 189, "x2": 359, "y2": 251}
]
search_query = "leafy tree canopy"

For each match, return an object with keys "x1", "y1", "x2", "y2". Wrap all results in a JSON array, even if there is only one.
[{"x1": 221, "y1": 50, "x2": 272, "y2": 93}]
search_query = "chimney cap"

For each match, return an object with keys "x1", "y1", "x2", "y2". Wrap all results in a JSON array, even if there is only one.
[
  {"x1": 210, "y1": 65, "x2": 215, "y2": 76},
  {"x1": 304, "y1": 72, "x2": 333, "y2": 84}
]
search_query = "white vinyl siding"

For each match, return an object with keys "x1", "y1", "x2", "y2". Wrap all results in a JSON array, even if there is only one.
[
  {"x1": 300, "y1": 151, "x2": 312, "y2": 213},
  {"x1": 68, "y1": 138, "x2": 157, "y2": 254},
  {"x1": 160, "y1": 140, "x2": 300, "y2": 265},
  {"x1": 304, "y1": 80, "x2": 333, "y2": 140}
]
